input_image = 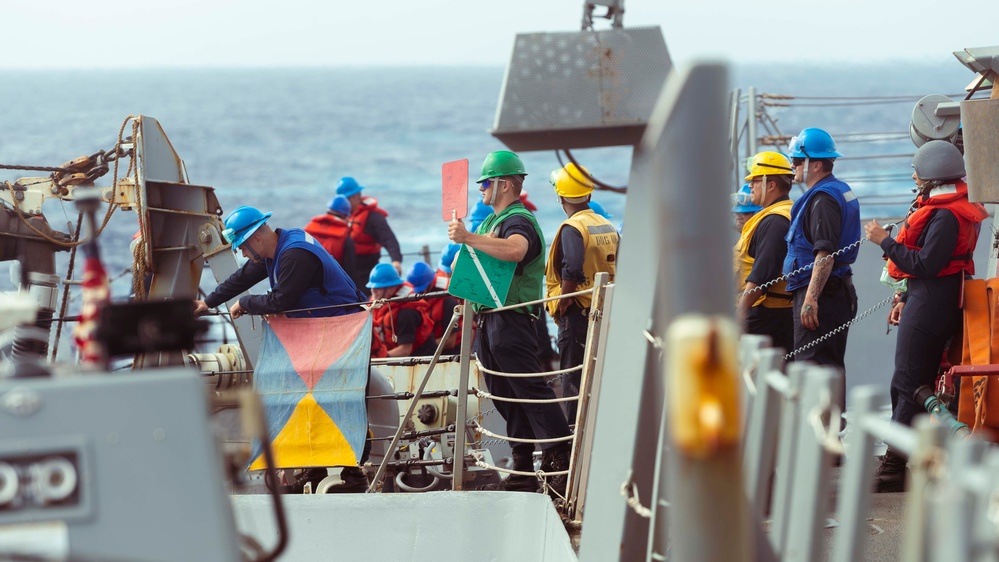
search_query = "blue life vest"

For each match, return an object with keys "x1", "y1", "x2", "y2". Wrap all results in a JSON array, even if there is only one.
[
  {"x1": 266, "y1": 229, "x2": 365, "y2": 317},
  {"x1": 783, "y1": 176, "x2": 861, "y2": 292}
]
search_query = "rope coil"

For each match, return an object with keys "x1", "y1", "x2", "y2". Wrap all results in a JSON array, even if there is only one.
[
  {"x1": 807, "y1": 389, "x2": 845, "y2": 456},
  {"x1": 620, "y1": 469, "x2": 653, "y2": 519}
]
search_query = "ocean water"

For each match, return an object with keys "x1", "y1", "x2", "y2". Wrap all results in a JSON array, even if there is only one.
[{"x1": 0, "y1": 61, "x2": 978, "y2": 296}]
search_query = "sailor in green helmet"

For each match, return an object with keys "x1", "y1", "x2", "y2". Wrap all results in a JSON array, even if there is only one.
[{"x1": 447, "y1": 150, "x2": 571, "y2": 496}]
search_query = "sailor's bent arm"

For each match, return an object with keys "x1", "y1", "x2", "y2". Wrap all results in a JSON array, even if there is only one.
[
  {"x1": 204, "y1": 260, "x2": 267, "y2": 309},
  {"x1": 465, "y1": 232, "x2": 529, "y2": 263},
  {"x1": 805, "y1": 251, "x2": 833, "y2": 301}
]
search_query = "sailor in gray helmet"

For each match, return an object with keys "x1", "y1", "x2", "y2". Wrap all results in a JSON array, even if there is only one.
[{"x1": 865, "y1": 140, "x2": 988, "y2": 493}]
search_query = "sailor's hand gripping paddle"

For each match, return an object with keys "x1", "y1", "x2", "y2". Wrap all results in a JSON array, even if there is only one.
[{"x1": 443, "y1": 158, "x2": 514, "y2": 309}]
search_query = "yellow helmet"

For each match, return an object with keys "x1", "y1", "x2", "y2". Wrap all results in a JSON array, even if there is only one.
[
  {"x1": 744, "y1": 151, "x2": 794, "y2": 181},
  {"x1": 550, "y1": 163, "x2": 594, "y2": 199}
]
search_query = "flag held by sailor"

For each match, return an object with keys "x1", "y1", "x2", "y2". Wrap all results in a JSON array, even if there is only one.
[{"x1": 248, "y1": 312, "x2": 371, "y2": 470}]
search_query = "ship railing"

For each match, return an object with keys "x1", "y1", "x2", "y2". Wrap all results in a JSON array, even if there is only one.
[
  {"x1": 739, "y1": 335, "x2": 999, "y2": 562},
  {"x1": 450, "y1": 273, "x2": 613, "y2": 516}
]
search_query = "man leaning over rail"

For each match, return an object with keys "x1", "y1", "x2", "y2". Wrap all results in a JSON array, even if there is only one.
[
  {"x1": 448, "y1": 151, "x2": 572, "y2": 496},
  {"x1": 783, "y1": 128, "x2": 861, "y2": 417},
  {"x1": 193, "y1": 205, "x2": 366, "y2": 319},
  {"x1": 864, "y1": 140, "x2": 988, "y2": 493},
  {"x1": 545, "y1": 162, "x2": 618, "y2": 425}
]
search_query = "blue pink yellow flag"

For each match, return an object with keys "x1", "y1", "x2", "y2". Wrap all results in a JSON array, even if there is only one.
[{"x1": 248, "y1": 312, "x2": 371, "y2": 470}]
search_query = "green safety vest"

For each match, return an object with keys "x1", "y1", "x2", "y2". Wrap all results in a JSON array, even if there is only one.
[{"x1": 472, "y1": 202, "x2": 545, "y2": 316}]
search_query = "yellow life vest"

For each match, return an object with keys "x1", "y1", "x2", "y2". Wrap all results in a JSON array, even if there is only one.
[
  {"x1": 545, "y1": 210, "x2": 619, "y2": 322},
  {"x1": 733, "y1": 199, "x2": 793, "y2": 309}
]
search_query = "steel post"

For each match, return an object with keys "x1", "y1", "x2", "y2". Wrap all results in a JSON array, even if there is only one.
[
  {"x1": 578, "y1": 61, "x2": 733, "y2": 562},
  {"x1": 902, "y1": 417, "x2": 946, "y2": 562},
  {"x1": 742, "y1": 347, "x2": 785, "y2": 520},
  {"x1": 770, "y1": 362, "x2": 805, "y2": 557},
  {"x1": 452, "y1": 301, "x2": 473, "y2": 491},
  {"x1": 832, "y1": 385, "x2": 884, "y2": 562},
  {"x1": 566, "y1": 272, "x2": 611, "y2": 520}
]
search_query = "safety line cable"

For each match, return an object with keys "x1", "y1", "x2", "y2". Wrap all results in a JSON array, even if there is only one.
[
  {"x1": 472, "y1": 387, "x2": 578, "y2": 404},
  {"x1": 472, "y1": 421, "x2": 575, "y2": 445},
  {"x1": 472, "y1": 355, "x2": 582, "y2": 378}
]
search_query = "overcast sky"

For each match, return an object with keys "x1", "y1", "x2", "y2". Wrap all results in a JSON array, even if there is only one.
[{"x1": 3, "y1": 0, "x2": 996, "y2": 69}]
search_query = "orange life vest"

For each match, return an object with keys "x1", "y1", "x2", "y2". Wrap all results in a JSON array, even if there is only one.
[
  {"x1": 304, "y1": 213, "x2": 351, "y2": 261},
  {"x1": 422, "y1": 271, "x2": 461, "y2": 348},
  {"x1": 371, "y1": 292, "x2": 434, "y2": 352},
  {"x1": 887, "y1": 181, "x2": 988, "y2": 279},
  {"x1": 350, "y1": 197, "x2": 389, "y2": 256}
]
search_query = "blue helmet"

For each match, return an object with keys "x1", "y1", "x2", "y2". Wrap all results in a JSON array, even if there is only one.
[
  {"x1": 589, "y1": 200, "x2": 612, "y2": 219},
  {"x1": 787, "y1": 128, "x2": 842, "y2": 159},
  {"x1": 731, "y1": 184, "x2": 763, "y2": 214},
  {"x1": 222, "y1": 206, "x2": 272, "y2": 251},
  {"x1": 469, "y1": 201, "x2": 493, "y2": 233},
  {"x1": 438, "y1": 243, "x2": 460, "y2": 274},
  {"x1": 366, "y1": 263, "x2": 404, "y2": 289},
  {"x1": 335, "y1": 176, "x2": 364, "y2": 197},
  {"x1": 406, "y1": 261, "x2": 436, "y2": 293},
  {"x1": 327, "y1": 195, "x2": 351, "y2": 216}
]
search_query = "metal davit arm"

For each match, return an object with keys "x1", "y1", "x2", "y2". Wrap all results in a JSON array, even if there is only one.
[{"x1": 578, "y1": 62, "x2": 740, "y2": 562}]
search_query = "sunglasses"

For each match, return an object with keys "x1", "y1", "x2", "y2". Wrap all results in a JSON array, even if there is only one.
[{"x1": 479, "y1": 178, "x2": 506, "y2": 190}]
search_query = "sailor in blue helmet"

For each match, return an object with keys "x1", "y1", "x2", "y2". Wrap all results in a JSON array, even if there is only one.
[
  {"x1": 468, "y1": 201, "x2": 493, "y2": 234},
  {"x1": 194, "y1": 205, "x2": 366, "y2": 319},
  {"x1": 783, "y1": 128, "x2": 861, "y2": 417},
  {"x1": 731, "y1": 183, "x2": 763, "y2": 232},
  {"x1": 304, "y1": 195, "x2": 357, "y2": 275},
  {"x1": 336, "y1": 176, "x2": 404, "y2": 299},
  {"x1": 588, "y1": 200, "x2": 613, "y2": 220},
  {"x1": 438, "y1": 243, "x2": 460, "y2": 276},
  {"x1": 407, "y1": 260, "x2": 461, "y2": 354}
]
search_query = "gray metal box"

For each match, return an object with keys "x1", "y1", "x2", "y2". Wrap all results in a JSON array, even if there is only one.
[
  {"x1": 0, "y1": 369, "x2": 240, "y2": 561},
  {"x1": 961, "y1": 98, "x2": 999, "y2": 203},
  {"x1": 492, "y1": 26, "x2": 671, "y2": 151}
]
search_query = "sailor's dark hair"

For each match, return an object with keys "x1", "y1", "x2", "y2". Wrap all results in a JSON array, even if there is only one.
[{"x1": 505, "y1": 174, "x2": 526, "y2": 194}]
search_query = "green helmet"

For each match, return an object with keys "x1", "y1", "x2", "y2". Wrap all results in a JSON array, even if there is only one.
[{"x1": 477, "y1": 150, "x2": 527, "y2": 183}]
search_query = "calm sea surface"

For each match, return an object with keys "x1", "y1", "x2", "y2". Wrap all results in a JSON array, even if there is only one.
[{"x1": 0, "y1": 63, "x2": 974, "y2": 277}]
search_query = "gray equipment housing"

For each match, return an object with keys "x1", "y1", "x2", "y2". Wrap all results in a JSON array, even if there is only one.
[
  {"x1": 0, "y1": 369, "x2": 240, "y2": 562},
  {"x1": 491, "y1": 26, "x2": 671, "y2": 151}
]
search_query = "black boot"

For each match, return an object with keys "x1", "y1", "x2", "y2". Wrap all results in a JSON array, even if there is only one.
[
  {"x1": 872, "y1": 449, "x2": 907, "y2": 493},
  {"x1": 279, "y1": 467, "x2": 327, "y2": 494},
  {"x1": 540, "y1": 445, "x2": 571, "y2": 499},
  {"x1": 481, "y1": 449, "x2": 540, "y2": 492}
]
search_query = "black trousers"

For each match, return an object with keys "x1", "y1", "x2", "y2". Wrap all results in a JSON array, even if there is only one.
[
  {"x1": 476, "y1": 310, "x2": 571, "y2": 459},
  {"x1": 791, "y1": 274, "x2": 858, "y2": 413},
  {"x1": 746, "y1": 305, "x2": 793, "y2": 355},
  {"x1": 557, "y1": 303, "x2": 589, "y2": 424},
  {"x1": 890, "y1": 275, "x2": 962, "y2": 426}
]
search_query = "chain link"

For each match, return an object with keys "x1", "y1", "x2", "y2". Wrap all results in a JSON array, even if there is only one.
[
  {"x1": 737, "y1": 216, "x2": 906, "y2": 302},
  {"x1": 784, "y1": 293, "x2": 895, "y2": 360},
  {"x1": 737, "y1": 238, "x2": 864, "y2": 301}
]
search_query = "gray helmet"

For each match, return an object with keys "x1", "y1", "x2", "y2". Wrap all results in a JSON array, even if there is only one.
[{"x1": 912, "y1": 140, "x2": 966, "y2": 182}]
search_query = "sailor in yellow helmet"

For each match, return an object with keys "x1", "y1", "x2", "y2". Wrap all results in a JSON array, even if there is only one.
[
  {"x1": 545, "y1": 162, "x2": 619, "y2": 424},
  {"x1": 734, "y1": 151, "x2": 795, "y2": 353}
]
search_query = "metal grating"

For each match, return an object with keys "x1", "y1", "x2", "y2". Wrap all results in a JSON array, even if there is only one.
[{"x1": 492, "y1": 26, "x2": 671, "y2": 152}]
